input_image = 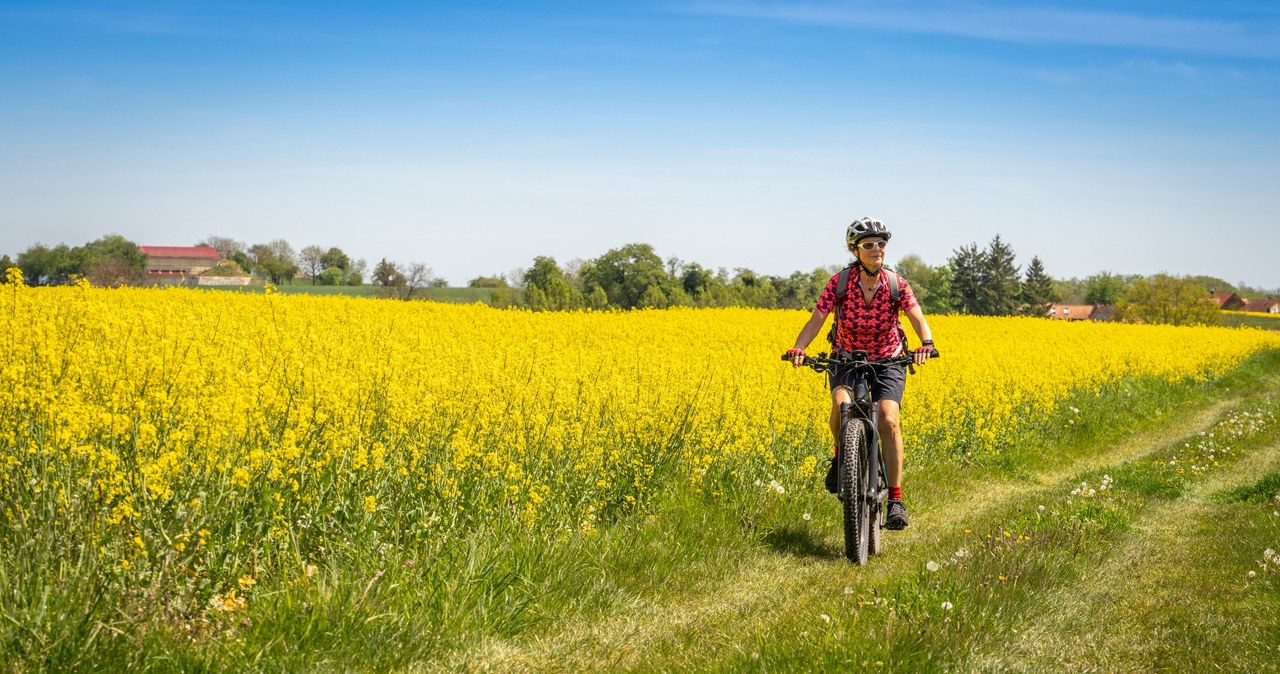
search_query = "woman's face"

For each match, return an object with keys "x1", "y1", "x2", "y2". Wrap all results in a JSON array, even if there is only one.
[{"x1": 852, "y1": 236, "x2": 888, "y2": 267}]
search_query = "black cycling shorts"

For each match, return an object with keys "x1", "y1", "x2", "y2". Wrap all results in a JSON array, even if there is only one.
[{"x1": 828, "y1": 360, "x2": 908, "y2": 405}]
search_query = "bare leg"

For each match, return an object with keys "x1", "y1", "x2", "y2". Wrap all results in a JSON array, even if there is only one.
[
  {"x1": 877, "y1": 399, "x2": 903, "y2": 489},
  {"x1": 829, "y1": 386, "x2": 852, "y2": 453}
]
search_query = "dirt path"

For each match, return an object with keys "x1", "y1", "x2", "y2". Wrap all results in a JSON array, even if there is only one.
[
  {"x1": 451, "y1": 397, "x2": 1247, "y2": 673},
  {"x1": 965, "y1": 437, "x2": 1280, "y2": 673}
]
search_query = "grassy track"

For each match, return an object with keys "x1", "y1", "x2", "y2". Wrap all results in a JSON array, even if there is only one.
[{"x1": 446, "y1": 353, "x2": 1280, "y2": 673}]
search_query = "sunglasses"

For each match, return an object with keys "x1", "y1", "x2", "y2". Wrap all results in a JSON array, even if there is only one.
[{"x1": 856, "y1": 240, "x2": 888, "y2": 250}]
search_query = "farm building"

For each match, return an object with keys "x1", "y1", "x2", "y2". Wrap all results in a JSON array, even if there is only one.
[
  {"x1": 1242, "y1": 298, "x2": 1280, "y2": 314},
  {"x1": 1211, "y1": 291, "x2": 1245, "y2": 310},
  {"x1": 1047, "y1": 304, "x2": 1115, "y2": 321},
  {"x1": 139, "y1": 246, "x2": 222, "y2": 284}
]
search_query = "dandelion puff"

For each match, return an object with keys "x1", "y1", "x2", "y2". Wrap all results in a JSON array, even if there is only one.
[
  {"x1": 926, "y1": 560, "x2": 940, "y2": 572},
  {"x1": 819, "y1": 613, "x2": 831, "y2": 624},
  {"x1": 941, "y1": 601, "x2": 953, "y2": 610},
  {"x1": 1248, "y1": 570, "x2": 1258, "y2": 579},
  {"x1": 954, "y1": 548, "x2": 968, "y2": 558},
  {"x1": 802, "y1": 513, "x2": 811, "y2": 521}
]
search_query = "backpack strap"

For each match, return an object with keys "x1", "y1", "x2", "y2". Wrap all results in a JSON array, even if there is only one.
[
  {"x1": 827, "y1": 264, "x2": 855, "y2": 353},
  {"x1": 884, "y1": 265, "x2": 901, "y2": 307},
  {"x1": 883, "y1": 265, "x2": 909, "y2": 352}
]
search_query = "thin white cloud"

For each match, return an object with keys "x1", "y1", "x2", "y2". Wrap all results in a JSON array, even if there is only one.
[{"x1": 681, "y1": 1, "x2": 1280, "y2": 59}]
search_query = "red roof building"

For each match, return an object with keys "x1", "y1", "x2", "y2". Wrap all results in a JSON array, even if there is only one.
[
  {"x1": 139, "y1": 246, "x2": 222, "y2": 284},
  {"x1": 1046, "y1": 304, "x2": 1115, "y2": 321},
  {"x1": 1242, "y1": 299, "x2": 1280, "y2": 314},
  {"x1": 1212, "y1": 291, "x2": 1245, "y2": 310}
]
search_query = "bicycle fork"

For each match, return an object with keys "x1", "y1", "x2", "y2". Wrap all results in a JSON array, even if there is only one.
[{"x1": 838, "y1": 402, "x2": 887, "y2": 513}]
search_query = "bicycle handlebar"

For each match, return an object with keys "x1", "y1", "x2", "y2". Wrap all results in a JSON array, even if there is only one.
[{"x1": 780, "y1": 349, "x2": 940, "y2": 373}]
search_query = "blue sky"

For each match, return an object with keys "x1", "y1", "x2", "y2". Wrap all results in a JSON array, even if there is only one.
[{"x1": 2, "y1": 1, "x2": 1279, "y2": 288}]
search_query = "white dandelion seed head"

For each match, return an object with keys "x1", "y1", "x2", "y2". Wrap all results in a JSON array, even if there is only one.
[
  {"x1": 941, "y1": 601, "x2": 953, "y2": 610},
  {"x1": 1248, "y1": 570, "x2": 1258, "y2": 578},
  {"x1": 820, "y1": 613, "x2": 831, "y2": 624},
  {"x1": 954, "y1": 548, "x2": 968, "y2": 558},
  {"x1": 802, "y1": 512, "x2": 811, "y2": 521},
  {"x1": 926, "y1": 560, "x2": 940, "y2": 572}
]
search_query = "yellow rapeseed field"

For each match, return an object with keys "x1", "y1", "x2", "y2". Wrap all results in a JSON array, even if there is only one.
[{"x1": 3, "y1": 275, "x2": 1279, "y2": 583}]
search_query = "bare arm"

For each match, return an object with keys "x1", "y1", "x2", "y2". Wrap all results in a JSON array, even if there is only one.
[
  {"x1": 788, "y1": 309, "x2": 828, "y2": 365},
  {"x1": 903, "y1": 303, "x2": 934, "y2": 363}
]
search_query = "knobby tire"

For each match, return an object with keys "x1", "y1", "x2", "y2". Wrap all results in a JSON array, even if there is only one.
[
  {"x1": 841, "y1": 419, "x2": 868, "y2": 564},
  {"x1": 867, "y1": 452, "x2": 883, "y2": 557}
]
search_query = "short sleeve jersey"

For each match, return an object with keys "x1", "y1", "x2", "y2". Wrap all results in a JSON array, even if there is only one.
[{"x1": 813, "y1": 267, "x2": 919, "y2": 360}]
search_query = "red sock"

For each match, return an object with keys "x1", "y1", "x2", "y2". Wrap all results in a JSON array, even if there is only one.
[{"x1": 889, "y1": 487, "x2": 903, "y2": 501}]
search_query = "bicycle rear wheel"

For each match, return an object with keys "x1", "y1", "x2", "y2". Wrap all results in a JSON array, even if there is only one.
[{"x1": 840, "y1": 419, "x2": 868, "y2": 564}]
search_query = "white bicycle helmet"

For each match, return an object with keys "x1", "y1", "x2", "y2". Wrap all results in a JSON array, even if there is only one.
[{"x1": 846, "y1": 217, "x2": 891, "y2": 248}]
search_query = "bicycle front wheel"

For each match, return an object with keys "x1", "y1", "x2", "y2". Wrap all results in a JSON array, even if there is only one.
[
  {"x1": 840, "y1": 419, "x2": 869, "y2": 564},
  {"x1": 867, "y1": 454, "x2": 884, "y2": 557}
]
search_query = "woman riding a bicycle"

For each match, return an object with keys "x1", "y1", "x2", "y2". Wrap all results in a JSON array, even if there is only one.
[{"x1": 786, "y1": 217, "x2": 936, "y2": 530}]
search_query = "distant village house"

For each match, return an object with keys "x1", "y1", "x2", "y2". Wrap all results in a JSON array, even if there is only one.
[
  {"x1": 139, "y1": 245, "x2": 251, "y2": 286},
  {"x1": 1242, "y1": 298, "x2": 1280, "y2": 315},
  {"x1": 1046, "y1": 304, "x2": 1115, "y2": 321},
  {"x1": 1211, "y1": 291, "x2": 1245, "y2": 311}
]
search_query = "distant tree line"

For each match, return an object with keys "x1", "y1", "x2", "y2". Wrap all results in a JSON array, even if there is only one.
[
  {"x1": 5, "y1": 233, "x2": 1275, "y2": 325},
  {"x1": 3, "y1": 234, "x2": 149, "y2": 287}
]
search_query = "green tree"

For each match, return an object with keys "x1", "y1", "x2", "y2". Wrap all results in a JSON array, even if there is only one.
[
  {"x1": 523, "y1": 256, "x2": 578, "y2": 311},
  {"x1": 523, "y1": 284, "x2": 549, "y2": 311},
  {"x1": 948, "y1": 243, "x2": 985, "y2": 314},
  {"x1": 730, "y1": 268, "x2": 777, "y2": 308},
  {"x1": 319, "y1": 267, "x2": 344, "y2": 285},
  {"x1": 923, "y1": 263, "x2": 952, "y2": 315},
  {"x1": 320, "y1": 247, "x2": 351, "y2": 272},
  {"x1": 489, "y1": 286, "x2": 516, "y2": 308},
  {"x1": 584, "y1": 286, "x2": 609, "y2": 310},
  {"x1": 17, "y1": 243, "x2": 76, "y2": 285},
  {"x1": 979, "y1": 235, "x2": 1021, "y2": 316},
  {"x1": 228, "y1": 251, "x2": 253, "y2": 277},
  {"x1": 579, "y1": 243, "x2": 669, "y2": 309},
  {"x1": 894, "y1": 254, "x2": 934, "y2": 308},
  {"x1": 1185, "y1": 275, "x2": 1235, "y2": 294},
  {"x1": 468, "y1": 275, "x2": 509, "y2": 288},
  {"x1": 679, "y1": 262, "x2": 716, "y2": 304},
  {"x1": 1115, "y1": 274, "x2": 1220, "y2": 326},
  {"x1": 638, "y1": 284, "x2": 668, "y2": 308},
  {"x1": 250, "y1": 240, "x2": 299, "y2": 284},
  {"x1": 1020, "y1": 256, "x2": 1056, "y2": 315},
  {"x1": 1084, "y1": 272, "x2": 1129, "y2": 305}
]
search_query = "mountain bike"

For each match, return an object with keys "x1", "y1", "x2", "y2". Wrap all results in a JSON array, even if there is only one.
[{"x1": 782, "y1": 349, "x2": 938, "y2": 564}]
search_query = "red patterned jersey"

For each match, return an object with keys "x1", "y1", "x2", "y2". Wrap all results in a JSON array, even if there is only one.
[{"x1": 813, "y1": 267, "x2": 918, "y2": 360}]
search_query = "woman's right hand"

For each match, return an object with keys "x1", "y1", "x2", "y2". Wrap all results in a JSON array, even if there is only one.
[{"x1": 786, "y1": 348, "x2": 806, "y2": 367}]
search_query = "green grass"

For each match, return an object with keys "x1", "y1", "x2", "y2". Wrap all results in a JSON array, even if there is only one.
[
  {"x1": 1222, "y1": 311, "x2": 1280, "y2": 330},
  {"x1": 5, "y1": 351, "x2": 1280, "y2": 672}
]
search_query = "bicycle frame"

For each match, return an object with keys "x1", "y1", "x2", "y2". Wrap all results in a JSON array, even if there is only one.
[{"x1": 835, "y1": 358, "x2": 888, "y2": 517}]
